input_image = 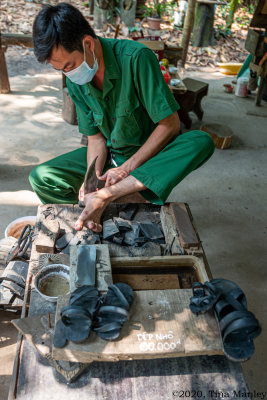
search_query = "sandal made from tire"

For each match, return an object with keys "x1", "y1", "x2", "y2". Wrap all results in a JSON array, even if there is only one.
[
  {"x1": 189, "y1": 281, "x2": 221, "y2": 314},
  {"x1": 53, "y1": 285, "x2": 99, "y2": 348},
  {"x1": 93, "y1": 282, "x2": 134, "y2": 341},
  {"x1": 190, "y1": 278, "x2": 261, "y2": 362}
]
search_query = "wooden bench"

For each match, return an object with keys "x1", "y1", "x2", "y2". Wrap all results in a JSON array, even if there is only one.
[{"x1": 172, "y1": 78, "x2": 209, "y2": 129}]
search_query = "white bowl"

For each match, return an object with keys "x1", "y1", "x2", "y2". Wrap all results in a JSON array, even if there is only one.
[{"x1": 5, "y1": 216, "x2": 36, "y2": 239}]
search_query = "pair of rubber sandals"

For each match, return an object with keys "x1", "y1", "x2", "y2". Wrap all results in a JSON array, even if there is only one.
[
  {"x1": 190, "y1": 278, "x2": 261, "y2": 362},
  {"x1": 53, "y1": 282, "x2": 134, "y2": 348}
]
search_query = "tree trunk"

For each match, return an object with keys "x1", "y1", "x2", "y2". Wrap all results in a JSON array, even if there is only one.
[
  {"x1": 181, "y1": 0, "x2": 197, "y2": 66},
  {"x1": 90, "y1": 0, "x2": 95, "y2": 15},
  {"x1": 0, "y1": 32, "x2": 11, "y2": 94},
  {"x1": 192, "y1": 3, "x2": 215, "y2": 48},
  {"x1": 93, "y1": 0, "x2": 112, "y2": 29},
  {"x1": 226, "y1": 0, "x2": 239, "y2": 29},
  {"x1": 120, "y1": 0, "x2": 137, "y2": 27}
]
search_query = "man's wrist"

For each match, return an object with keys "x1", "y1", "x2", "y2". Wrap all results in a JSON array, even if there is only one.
[{"x1": 122, "y1": 157, "x2": 137, "y2": 174}]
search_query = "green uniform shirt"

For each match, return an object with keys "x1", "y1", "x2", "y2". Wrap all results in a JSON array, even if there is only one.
[{"x1": 66, "y1": 36, "x2": 180, "y2": 159}]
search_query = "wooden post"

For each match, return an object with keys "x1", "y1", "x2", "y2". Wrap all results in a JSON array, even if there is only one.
[
  {"x1": 120, "y1": 0, "x2": 137, "y2": 27},
  {"x1": 226, "y1": 0, "x2": 239, "y2": 29},
  {"x1": 181, "y1": 0, "x2": 197, "y2": 66},
  {"x1": 192, "y1": 2, "x2": 215, "y2": 47},
  {"x1": 90, "y1": 0, "x2": 95, "y2": 15},
  {"x1": 93, "y1": 0, "x2": 110, "y2": 29},
  {"x1": 0, "y1": 31, "x2": 11, "y2": 94},
  {"x1": 1, "y1": 33, "x2": 33, "y2": 47}
]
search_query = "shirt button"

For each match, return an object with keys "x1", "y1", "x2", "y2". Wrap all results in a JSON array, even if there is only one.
[
  {"x1": 112, "y1": 139, "x2": 115, "y2": 143},
  {"x1": 105, "y1": 96, "x2": 109, "y2": 102},
  {"x1": 112, "y1": 117, "x2": 116, "y2": 121}
]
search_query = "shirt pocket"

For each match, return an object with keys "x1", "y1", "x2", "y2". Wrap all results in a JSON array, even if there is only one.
[
  {"x1": 115, "y1": 97, "x2": 140, "y2": 117},
  {"x1": 114, "y1": 98, "x2": 140, "y2": 141}
]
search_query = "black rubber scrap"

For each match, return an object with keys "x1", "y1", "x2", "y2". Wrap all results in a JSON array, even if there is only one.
[
  {"x1": 5, "y1": 260, "x2": 29, "y2": 282},
  {"x1": 0, "y1": 280, "x2": 25, "y2": 299},
  {"x1": 102, "y1": 219, "x2": 120, "y2": 240},
  {"x1": 119, "y1": 205, "x2": 137, "y2": 221},
  {"x1": 3, "y1": 273, "x2": 25, "y2": 288},
  {"x1": 80, "y1": 232, "x2": 101, "y2": 245},
  {"x1": 113, "y1": 217, "x2": 132, "y2": 232},
  {"x1": 123, "y1": 223, "x2": 140, "y2": 246},
  {"x1": 61, "y1": 234, "x2": 81, "y2": 254},
  {"x1": 139, "y1": 221, "x2": 164, "y2": 242},
  {"x1": 56, "y1": 232, "x2": 75, "y2": 251},
  {"x1": 112, "y1": 235, "x2": 124, "y2": 245}
]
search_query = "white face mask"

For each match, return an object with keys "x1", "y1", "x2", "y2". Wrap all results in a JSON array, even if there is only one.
[{"x1": 64, "y1": 40, "x2": 98, "y2": 85}]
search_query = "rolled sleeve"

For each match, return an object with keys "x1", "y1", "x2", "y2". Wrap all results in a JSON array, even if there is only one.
[
  {"x1": 66, "y1": 79, "x2": 99, "y2": 136},
  {"x1": 133, "y1": 48, "x2": 180, "y2": 124}
]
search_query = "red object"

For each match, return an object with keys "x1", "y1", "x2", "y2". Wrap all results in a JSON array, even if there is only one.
[
  {"x1": 223, "y1": 84, "x2": 234, "y2": 93},
  {"x1": 160, "y1": 65, "x2": 171, "y2": 84}
]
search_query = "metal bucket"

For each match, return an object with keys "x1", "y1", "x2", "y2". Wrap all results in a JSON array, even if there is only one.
[{"x1": 34, "y1": 264, "x2": 70, "y2": 302}]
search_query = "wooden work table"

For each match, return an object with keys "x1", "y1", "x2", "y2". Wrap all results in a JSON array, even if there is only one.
[{"x1": 9, "y1": 203, "x2": 248, "y2": 400}]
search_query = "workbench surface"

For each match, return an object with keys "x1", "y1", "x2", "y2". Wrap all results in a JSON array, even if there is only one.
[{"x1": 9, "y1": 203, "x2": 248, "y2": 400}]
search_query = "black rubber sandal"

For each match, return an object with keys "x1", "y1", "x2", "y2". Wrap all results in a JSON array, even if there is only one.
[
  {"x1": 210, "y1": 279, "x2": 261, "y2": 362},
  {"x1": 190, "y1": 281, "x2": 221, "y2": 314},
  {"x1": 93, "y1": 283, "x2": 134, "y2": 341},
  {"x1": 190, "y1": 278, "x2": 261, "y2": 362},
  {"x1": 53, "y1": 285, "x2": 99, "y2": 347}
]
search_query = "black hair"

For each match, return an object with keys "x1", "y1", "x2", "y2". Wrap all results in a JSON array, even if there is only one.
[{"x1": 33, "y1": 2, "x2": 97, "y2": 63}]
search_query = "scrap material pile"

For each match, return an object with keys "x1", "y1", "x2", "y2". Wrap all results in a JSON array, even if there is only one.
[{"x1": 55, "y1": 209, "x2": 165, "y2": 258}]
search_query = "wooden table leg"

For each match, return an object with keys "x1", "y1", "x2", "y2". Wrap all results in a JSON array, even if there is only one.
[
  {"x1": 178, "y1": 108, "x2": 192, "y2": 129},
  {"x1": 192, "y1": 88, "x2": 208, "y2": 120}
]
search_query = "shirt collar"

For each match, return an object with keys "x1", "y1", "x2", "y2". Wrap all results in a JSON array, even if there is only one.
[
  {"x1": 98, "y1": 36, "x2": 121, "y2": 80},
  {"x1": 86, "y1": 36, "x2": 121, "y2": 99}
]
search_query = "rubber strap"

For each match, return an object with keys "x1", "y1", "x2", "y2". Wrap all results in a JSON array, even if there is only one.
[
  {"x1": 0, "y1": 277, "x2": 25, "y2": 288},
  {"x1": 222, "y1": 315, "x2": 261, "y2": 342},
  {"x1": 219, "y1": 310, "x2": 253, "y2": 333},
  {"x1": 70, "y1": 285, "x2": 97, "y2": 305},
  {"x1": 98, "y1": 305, "x2": 129, "y2": 318},
  {"x1": 61, "y1": 305, "x2": 91, "y2": 320},
  {"x1": 219, "y1": 310, "x2": 261, "y2": 341},
  {"x1": 108, "y1": 284, "x2": 130, "y2": 309},
  {"x1": 94, "y1": 322, "x2": 121, "y2": 333}
]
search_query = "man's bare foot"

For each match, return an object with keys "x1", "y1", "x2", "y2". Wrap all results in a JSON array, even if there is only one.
[
  {"x1": 74, "y1": 190, "x2": 111, "y2": 232},
  {"x1": 74, "y1": 175, "x2": 146, "y2": 232}
]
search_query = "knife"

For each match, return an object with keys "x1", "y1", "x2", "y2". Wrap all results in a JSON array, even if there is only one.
[{"x1": 79, "y1": 156, "x2": 99, "y2": 208}]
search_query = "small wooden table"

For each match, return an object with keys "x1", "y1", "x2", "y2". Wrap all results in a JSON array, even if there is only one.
[
  {"x1": 172, "y1": 78, "x2": 209, "y2": 129},
  {"x1": 9, "y1": 203, "x2": 248, "y2": 400}
]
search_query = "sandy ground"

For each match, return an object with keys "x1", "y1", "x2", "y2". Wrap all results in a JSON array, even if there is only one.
[{"x1": 0, "y1": 47, "x2": 267, "y2": 398}]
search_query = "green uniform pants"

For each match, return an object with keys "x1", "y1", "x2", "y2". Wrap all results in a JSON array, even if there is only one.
[{"x1": 29, "y1": 130, "x2": 215, "y2": 205}]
